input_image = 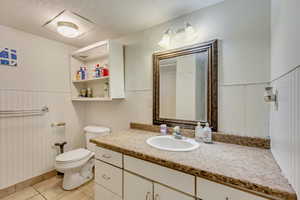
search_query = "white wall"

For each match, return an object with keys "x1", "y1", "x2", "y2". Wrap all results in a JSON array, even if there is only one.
[
  {"x1": 0, "y1": 25, "x2": 85, "y2": 189},
  {"x1": 85, "y1": 0, "x2": 271, "y2": 138},
  {"x1": 270, "y1": 0, "x2": 300, "y2": 197}
]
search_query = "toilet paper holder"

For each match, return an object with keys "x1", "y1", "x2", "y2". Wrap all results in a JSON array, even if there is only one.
[
  {"x1": 264, "y1": 87, "x2": 278, "y2": 110},
  {"x1": 51, "y1": 122, "x2": 66, "y2": 127}
]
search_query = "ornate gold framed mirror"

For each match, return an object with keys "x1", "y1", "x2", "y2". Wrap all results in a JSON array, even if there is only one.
[{"x1": 153, "y1": 40, "x2": 218, "y2": 131}]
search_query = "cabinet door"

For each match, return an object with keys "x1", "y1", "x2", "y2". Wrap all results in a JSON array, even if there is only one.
[
  {"x1": 124, "y1": 171, "x2": 153, "y2": 200},
  {"x1": 154, "y1": 183, "x2": 195, "y2": 200},
  {"x1": 197, "y1": 177, "x2": 267, "y2": 200},
  {"x1": 95, "y1": 183, "x2": 121, "y2": 200}
]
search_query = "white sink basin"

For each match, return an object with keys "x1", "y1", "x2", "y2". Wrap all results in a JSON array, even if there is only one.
[{"x1": 146, "y1": 135, "x2": 200, "y2": 152}]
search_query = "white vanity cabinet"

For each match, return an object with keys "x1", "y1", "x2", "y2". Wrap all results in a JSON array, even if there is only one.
[
  {"x1": 153, "y1": 183, "x2": 195, "y2": 200},
  {"x1": 95, "y1": 184, "x2": 121, "y2": 200},
  {"x1": 124, "y1": 171, "x2": 194, "y2": 200},
  {"x1": 94, "y1": 146, "x2": 269, "y2": 200},
  {"x1": 196, "y1": 177, "x2": 268, "y2": 200},
  {"x1": 124, "y1": 171, "x2": 153, "y2": 200}
]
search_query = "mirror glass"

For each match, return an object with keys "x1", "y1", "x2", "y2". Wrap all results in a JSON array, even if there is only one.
[{"x1": 159, "y1": 52, "x2": 208, "y2": 121}]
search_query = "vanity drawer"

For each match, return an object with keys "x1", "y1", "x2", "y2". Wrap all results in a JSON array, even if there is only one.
[
  {"x1": 95, "y1": 160, "x2": 123, "y2": 197},
  {"x1": 196, "y1": 177, "x2": 268, "y2": 200},
  {"x1": 124, "y1": 155, "x2": 195, "y2": 196},
  {"x1": 95, "y1": 146, "x2": 123, "y2": 168}
]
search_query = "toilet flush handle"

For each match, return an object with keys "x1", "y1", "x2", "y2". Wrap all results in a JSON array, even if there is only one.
[{"x1": 55, "y1": 142, "x2": 67, "y2": 154}]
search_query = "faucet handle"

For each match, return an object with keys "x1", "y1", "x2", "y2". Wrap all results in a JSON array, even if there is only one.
[
  {"x1": 173, "y1": 126, "x2": 183, "y2": 139},
  {"x1": 173, "y1": 126, "x2": 180, "y2": 133}
]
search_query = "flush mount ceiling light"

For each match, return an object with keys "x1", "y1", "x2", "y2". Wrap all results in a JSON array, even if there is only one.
[
  {"x1": 43, "y1": 10, "x2": 95, "y2": 39},
  {"x1": 57, "y1": 21, "x2": 80, "y2": 38}
]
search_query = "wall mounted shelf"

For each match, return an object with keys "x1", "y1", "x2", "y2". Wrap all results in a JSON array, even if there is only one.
[
  {"x1": 70, "y1": 40, "x2": 125, "y2": 102},
  {"x1": 71, "y1": 97, "x2": 112, "y2": 102},
  {"x1": 72, "y1": 76, "x2": 109, "y2": 83}
]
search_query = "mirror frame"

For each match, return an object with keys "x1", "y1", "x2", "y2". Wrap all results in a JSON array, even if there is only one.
[{"x1": 153, "y1": 40, "x2": 218, "y2": 131}]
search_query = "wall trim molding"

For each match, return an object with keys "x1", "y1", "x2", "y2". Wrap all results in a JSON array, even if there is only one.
[
  {"x1": 0, "y1": 88, "x2": 71, "y2": 94},
  {"x1": 271, "y1": 65, "x2": 300, "y2": 83},
  {"x1": 0, "y1": 170, "x2": 57, "y2": 199},
  {"x1": 125, "y1": 89, "x2": 152, "y2": 92},
  {"x1": 220, "y1": 81, "x2": 270, "y2": 87}
]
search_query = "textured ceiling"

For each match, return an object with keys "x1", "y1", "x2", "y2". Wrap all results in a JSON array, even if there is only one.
[{"x1": 0, "y1": 0, "x2": 224, "y2": 47}]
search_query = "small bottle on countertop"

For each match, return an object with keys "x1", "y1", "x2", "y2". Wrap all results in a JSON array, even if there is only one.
[
  {"x1": 160, "y1": 124, "x2": 167, "y2": 135},
  {"x1": 203, "y1": 123, "x2": 212, "y2": 144},
  {"x1": 195, "y1": 122, "x2": 204, "y2": 142}
]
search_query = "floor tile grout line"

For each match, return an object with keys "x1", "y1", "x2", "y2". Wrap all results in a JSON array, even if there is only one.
[{"x1": 31, "y1": 186, "x2": 47, "y2": 200}]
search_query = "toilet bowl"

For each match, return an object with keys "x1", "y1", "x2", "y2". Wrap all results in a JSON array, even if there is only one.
[{"x1": 55, "y1": 126, "x2": 110, "y2": 190}]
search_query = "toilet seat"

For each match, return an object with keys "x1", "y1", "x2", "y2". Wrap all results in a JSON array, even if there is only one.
[
  {"x1": 55, "y1": 149, "x2": 95, "y2": 172},
  {"x1": 56, "y1": 148, "x2": 92, "y2": 163}
]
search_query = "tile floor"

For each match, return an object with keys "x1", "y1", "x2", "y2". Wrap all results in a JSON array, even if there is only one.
[{"x1": 0, "y1": 176, "x2": 94, "y2": 200}]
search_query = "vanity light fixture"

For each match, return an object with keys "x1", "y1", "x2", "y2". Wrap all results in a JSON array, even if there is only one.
[
  {"x1": 158, "y1": 29, "x2": 171, "y2": 48},
  {"x1": 158, "y1": 23, "x2": 198, "y2": 48},
  {"x1": 57, "y1": 21, "x2": 80, "y2": 38}
]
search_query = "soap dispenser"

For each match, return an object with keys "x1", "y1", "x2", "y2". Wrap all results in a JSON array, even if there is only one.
[
  {"x1": 203, "y1": 123, "x2": 212, "y2": 144},
  {"x1": 195, "y1": 122, "x2": 204, "y2": 142}
]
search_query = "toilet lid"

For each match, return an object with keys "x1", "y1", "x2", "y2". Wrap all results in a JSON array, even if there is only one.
[
  {"x1": 56, "y1": 148, "x2": 91, "y2": 163},
  {"x1": 84, "y1": 126, "x2": 110, "y2": 133}
]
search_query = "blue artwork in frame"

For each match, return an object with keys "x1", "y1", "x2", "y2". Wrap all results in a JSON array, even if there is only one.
[{"x1": 0, "y1": 48, "x2": 17, "y2": 67}]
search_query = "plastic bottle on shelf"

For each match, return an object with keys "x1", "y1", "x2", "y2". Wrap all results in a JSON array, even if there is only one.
[
  {"x1": 76, "y1": 71, "x2": 80, "y2": 80},
  {"x1": 84, "y1": 67, "x2": 88, "y2": 80},
  {"x1": 96, "y1": 64, "x2": 101, "y2": 78},
  {"x1": 102, "y1": 64, "x2": 109, "y2": 76},
  {"x1": 79, "y1": 67, "x2": 83, "y2": 80},
  {"x1": 92, "y1": 67, "x2": 96, "y2": 78}
]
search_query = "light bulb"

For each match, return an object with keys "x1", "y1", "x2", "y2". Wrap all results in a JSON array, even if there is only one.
[
  {"x1": 158, "y1": 29, "x2": 171, "y2": 48},
  {"x1": 57, "y1": 21, "x2": 80, "y2": 38},
  {"x1": 185, "y1": 23, "x2": 197, "y2": 42}
]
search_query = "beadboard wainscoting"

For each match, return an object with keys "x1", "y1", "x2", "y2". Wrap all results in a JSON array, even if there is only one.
[
  {"x1": 270, "y1": 67, "x2": 300, "y2": 197},
  {"x1": 219, "y1": 83, "x2": 270, "y2": 138},
  {"x1": 0, "y1": 89, "x2": 85, "y2": 190}
]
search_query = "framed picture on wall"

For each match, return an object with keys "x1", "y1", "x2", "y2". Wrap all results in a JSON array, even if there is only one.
[{"x1": 0, "y1": 47, "x2": 17, "y2": 67}]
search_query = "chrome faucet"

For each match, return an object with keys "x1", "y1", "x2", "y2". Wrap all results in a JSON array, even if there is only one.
[{"x1": 173, "y1": 126, "x2": 183, "y2": 139}]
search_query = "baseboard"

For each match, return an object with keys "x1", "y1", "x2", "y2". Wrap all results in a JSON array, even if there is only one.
[{"x1": 0, "y1": 170, "x2": 57, "y2": 199}]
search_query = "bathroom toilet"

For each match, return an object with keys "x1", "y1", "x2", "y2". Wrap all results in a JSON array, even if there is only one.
[{"x1": 55, "y1": 126, "x2": 110, "y2": 190}]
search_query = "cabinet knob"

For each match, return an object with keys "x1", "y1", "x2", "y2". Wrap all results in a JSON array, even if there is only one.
[
  {"x1": 146, "y1": 192, "x2": 151, "y2": 200},
  {"x1": 154, "y1": 194, "x2": 160, "y2": 200},
  {"x1": 102, "y1": 154, "x2": 112, "y2": 159},
  {"x1": 225, "y1": 197, "x2": 229, "y2": 200},
  {"x1": 102, "y1": 174, "x2": 111, "y2": 180}
]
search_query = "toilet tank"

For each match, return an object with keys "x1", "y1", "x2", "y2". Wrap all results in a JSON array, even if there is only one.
[{"x1": 84, "y1": 126, "x2": 110, "y2": 152}]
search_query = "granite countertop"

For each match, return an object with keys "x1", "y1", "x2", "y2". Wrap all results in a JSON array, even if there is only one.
[{"x1": 91, "y1": 129, "x2": 296, "y2": 200}]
